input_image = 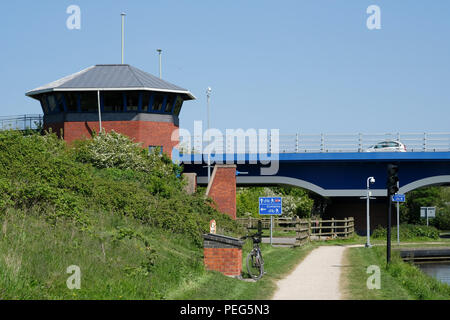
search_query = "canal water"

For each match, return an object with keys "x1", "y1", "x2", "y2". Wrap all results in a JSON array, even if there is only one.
[{"x1": 416, "y1": 262, "x2": 450, "y2": 285}]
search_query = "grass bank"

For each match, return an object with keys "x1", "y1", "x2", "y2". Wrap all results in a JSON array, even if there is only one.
[
  {"x1": 168, "y1": 242, "x2": 316, "y2": 300},
  {"x1": 0, "y1": 206, "x2": 315, "y2": 300},
  {"x1": 0, "y1": 130, "x2": 241, "y2": 299},
  {"x1": 342, "y1": 245, "x2": 450, "y2": 300}
]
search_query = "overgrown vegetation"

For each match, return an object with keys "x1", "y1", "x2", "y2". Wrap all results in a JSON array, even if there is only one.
[
  {"x1": 236, "y1": 186, "x2": 314, "y2": 218},
  {"x1": 401, "y1": 186, "x2": 450, "y2": 230},
  {"x1": 372, "y1": 224, "x2": 440, "y2": 241},
  {"x1": 0, "y1": 130, "x2": 243, "y2": 299}
]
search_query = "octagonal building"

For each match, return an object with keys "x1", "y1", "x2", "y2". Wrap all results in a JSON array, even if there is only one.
[{"x1": 26, "y1": 64, "x2": 195, "y2": 155}]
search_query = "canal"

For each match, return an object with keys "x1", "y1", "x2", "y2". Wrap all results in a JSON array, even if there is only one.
[{"x1": 416, "y1": 262, "x2": 450, "y2": 285}]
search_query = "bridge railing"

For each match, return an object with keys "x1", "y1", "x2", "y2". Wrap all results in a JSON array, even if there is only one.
[
  {"x1": 0, "y1": 114, "x2": 43, "y2": 131},
  {"x1": 180, "y1": 132, "x2": 450, "y2": 153}
]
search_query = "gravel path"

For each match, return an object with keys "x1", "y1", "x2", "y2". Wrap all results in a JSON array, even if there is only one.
[{"x1": 272, "y1": 246, "x2": 347, "y2": 300}]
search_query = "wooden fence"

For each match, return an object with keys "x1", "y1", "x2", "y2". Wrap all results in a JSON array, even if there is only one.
[{"x1": 236, "y1": 217, "x2": 354, "y2": 246}]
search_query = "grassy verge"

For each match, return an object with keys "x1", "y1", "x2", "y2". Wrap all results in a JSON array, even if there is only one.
[
  {"x1": 168, "y1": 242, "x2": 316, "y2": 300},
  {"x1": 342, "y1": 245, "x2": 450, "y2": 300},
  {"x1": 0, "y1": 207, "x2": 315, "y2": 300}
]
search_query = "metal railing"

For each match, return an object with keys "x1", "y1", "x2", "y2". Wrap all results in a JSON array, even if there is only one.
[
  {"x1": 0, "y1": 114, "x2": 43, "y2": 131},
  {"x1": 179, "y1": 132, "x2": 450, "y2": 153}
]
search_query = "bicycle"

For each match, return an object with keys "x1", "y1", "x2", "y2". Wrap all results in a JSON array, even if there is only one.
[{"x1": 241, "y1": 221, "x2": 264, "y2": 280}]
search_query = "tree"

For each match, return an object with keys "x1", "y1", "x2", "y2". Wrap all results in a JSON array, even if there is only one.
[
  {"x1": 236, "y1": 186, "x2": 314, "y2": 218},
  {"x1": 401, "y1": 187, "x2": 445, "y2": 225}
]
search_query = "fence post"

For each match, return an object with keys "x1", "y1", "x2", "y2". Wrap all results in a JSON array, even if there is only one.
[
  {"x1": 358, "y1": 133, "x2": 362, "y2": 152},
  {"x1": 423, "y1": 132, "x2": 427, "y2": 151},
  {"x1": 319, "y1": 219, "x2": 322, "y2": 239},
  {"x1": 308, "y1": 219, "x2": 311, "y2": 241},
  {"x1": 331, "y1": 218, "x2": 335, "y2": 237},
  {"x1": 320, "y1": 134, "x2": 324, "y2": 152},
  {"x1": 345, "y1": 217, "x2": 348, "y2": 238}
]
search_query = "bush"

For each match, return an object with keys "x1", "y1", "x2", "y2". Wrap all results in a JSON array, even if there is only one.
[
  {"x1": 372, "y1": 224, "x2": 440, "y2": 240},
  {"x1": 0, "y1": 130, "x2": 241, "y2": 246},
  {"x1": 236, "y1": 186, "x2": 313, "y2": 218},
  {"x1": 0, "y1": 130, "x2": 93, "y2": 224},
  {"x1": 434, "y1": 207, "x2": 450, "y2": 231}
]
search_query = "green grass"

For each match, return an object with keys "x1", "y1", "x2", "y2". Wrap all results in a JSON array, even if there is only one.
[
  {"x1": 0, "y1": 208, "x2": 205, "y2": 299},
  {"x1": 168, "y1": 242, "x2": 316, "y2": 300},
  {"x1": 343, "y1": 245, "x2": 450, "y2": 300},
  {"x1": 0, "y1": 207, "x2": 315, "y2": 300}
]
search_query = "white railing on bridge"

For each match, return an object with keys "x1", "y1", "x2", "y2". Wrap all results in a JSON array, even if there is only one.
[
  {"x1": 180, "y1": 132, "x2": 450, "y2": 153},
  {"x1": 0, "y1": 114, "x2": 43, "y2": 131}
]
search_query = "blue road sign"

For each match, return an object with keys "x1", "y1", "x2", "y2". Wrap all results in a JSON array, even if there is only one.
[
  {"x1": 259, "y1": 197, "x2": 282, "y2": 215},
  {"x1": 392, "y1": 194, "x2": 406, "y2": 202}
]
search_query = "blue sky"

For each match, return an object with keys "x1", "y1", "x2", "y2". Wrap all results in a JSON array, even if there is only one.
[{"x1": 1, "y1": 0, "x2": 450, "y2": 134}]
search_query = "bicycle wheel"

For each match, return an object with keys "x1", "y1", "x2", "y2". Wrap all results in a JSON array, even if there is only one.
[{"x1": 246, "y1": 250, "x2": 264, "y2": 280}]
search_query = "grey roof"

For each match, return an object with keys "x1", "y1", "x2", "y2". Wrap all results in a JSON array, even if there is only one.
[{"x1": 26, "y1": 64, "x2": 195, "y2": 100}]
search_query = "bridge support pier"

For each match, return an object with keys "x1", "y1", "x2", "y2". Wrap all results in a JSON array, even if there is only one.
[
  {"x1": 323, "y1": 197, "x2": 397, "y2": 235},
  {"x1": 205, "y1": 164, "x2": 237, "y2": 220}
]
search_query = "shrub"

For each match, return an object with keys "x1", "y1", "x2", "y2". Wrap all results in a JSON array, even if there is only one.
[
  {"x1": 236, "y1": 186, "x2": 313, "y2": 218},
  {"x1": 434, "y1": 207, "x2": 450, "y2": 230},
  {"x1": 0, "y1": 130, "x2": 241, "y2": 246},
  {"x1": 0, "y1": 130, "x2": 93, "y2": 223},
  {"x1": 372, "y1": 224, "x2": 440, "y2": 240}
]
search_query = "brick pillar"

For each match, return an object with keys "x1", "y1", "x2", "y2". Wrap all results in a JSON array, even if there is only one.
[
  {"x1": 203, "y1": 234, "x2": 244, "y2": 277},
  {"x1": 206, "y1": 165, "x2": 236, "y2": 219},
  {"x1": 182, "y1": 172, "x2": 197, "y2": 194}
]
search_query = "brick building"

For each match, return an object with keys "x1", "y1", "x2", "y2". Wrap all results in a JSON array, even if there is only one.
[{"x1": 26, "y1": 64, "x2": 195, "y2": 155}]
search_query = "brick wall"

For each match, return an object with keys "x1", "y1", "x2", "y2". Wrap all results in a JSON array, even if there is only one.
[
  {"x1": 206, "y1": 165, "x2": 237, "y2": 220},
  {"x1": 203, "y1": 234, "x2": 244, "y2": 277},
  {"x1": 44, "y1": 120, "x2": 179, "y2": 156}
]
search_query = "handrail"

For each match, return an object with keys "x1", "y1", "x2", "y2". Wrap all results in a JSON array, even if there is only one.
[
  {"x1": 0, "y1": 114, "x2": 43, "y2": 131},
  {"x1": 181, "y1": 132, "x2": 450, "y2": 153}
]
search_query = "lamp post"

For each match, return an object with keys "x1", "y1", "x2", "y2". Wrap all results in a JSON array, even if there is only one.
[
  {"x1": 366, "y1": 176, "x2": 375, "y2": 248},
  {"x1": 157, "y1": 49, "x2": 162, "y2": 79},
  {"x1": 121, "y1": 13, "x2": 126, "y2": 64},
  {"x1": 206, "y1": 87, "x2": 212, "y2": 183},
  {"x1": 97, "y1": 90, "x2": 102, "y2": 133}
]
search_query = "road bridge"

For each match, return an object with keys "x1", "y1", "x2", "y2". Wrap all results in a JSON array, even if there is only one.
[{"x1": 177, "y1": 133, "x2": 450, "y2": 233}]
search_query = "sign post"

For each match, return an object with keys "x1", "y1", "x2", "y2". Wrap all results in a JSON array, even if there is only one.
[
  {"x1": 392, "y1": 192, "x2": 405, "y2": 244},
  {"x1": 259, "y1": 197, "x2": 282, "y2": 246},
  {"x1": 421, "y1": 207, "x2": 436, "y2": 226}
]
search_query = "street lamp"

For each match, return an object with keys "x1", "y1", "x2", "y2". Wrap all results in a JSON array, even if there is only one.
[
  {"x1": 206, "y1": 87, "x2": 212, "y2": 183},
  {"x1": 157, "y1": 49, "x2": 162, "y2": 79},
  {"x1": 366, "y1": 176, "x2": 375, "y2": 248},
  {"x1": 121, "y1": 13, "x2": 126, "y2": 64}
]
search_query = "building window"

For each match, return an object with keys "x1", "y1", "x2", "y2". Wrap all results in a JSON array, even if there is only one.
[
  {"x1": 65, "y1": 92, "x2": 78, "y2": 112},
  {"x1": 142, "y1": 92, "x2": 151, "y2": 112},
  {"x1": 164, "y1": 95, "x2": 175, "y2": 113},
  {"x1": 102, "y1": 92, "x2": 124, "y2": 112},
  {"x1": 173, "y1": 95, "x2": 183, "y2": 116},
  {"x1": 48, "y1": 94, "x2": 57, "y2": 113},
  {"x1": 152, "y1": 94, "x2": 165, "y2": 112},
  {"x1": 40, "y1": 94, "x2": 49, "y2": 114},
  {"x1": 125, "y1": 91, "x2": 140, "y2": 112},
  {"x1": 80, "y1": 92, "x2": 98, "y2": 112},
  {"x1": 149, "y1": 145, "x2": 163, "y2": 154},
  {"x1": 55, "y1": 93, "x2": 65, "y2": 112}
]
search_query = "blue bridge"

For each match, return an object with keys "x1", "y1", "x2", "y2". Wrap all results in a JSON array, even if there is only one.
[{"x1": 177, "y1": 132, "x2": 450, "y2": 233}]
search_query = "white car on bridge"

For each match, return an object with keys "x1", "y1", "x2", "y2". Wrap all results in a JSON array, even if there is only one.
[{"x1": 364, "y1": 140, "x2": 407, "y2": 152}]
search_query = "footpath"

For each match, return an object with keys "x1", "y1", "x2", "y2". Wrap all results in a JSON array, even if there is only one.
[{"x1": 272, "y1": 246, "x2": 346, "y2": 300}]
